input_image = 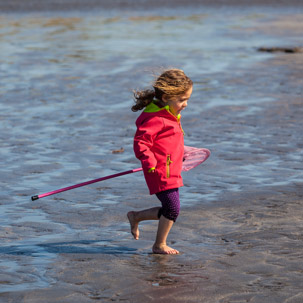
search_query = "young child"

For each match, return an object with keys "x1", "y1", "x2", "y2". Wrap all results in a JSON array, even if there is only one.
[{"x1": 127, "y1": 69, "x2": 193, "y2": 255}]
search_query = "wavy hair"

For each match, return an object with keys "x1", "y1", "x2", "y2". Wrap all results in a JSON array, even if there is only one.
[{"x1": 131, "y1": 69, "x2": 193, "y2": 112}]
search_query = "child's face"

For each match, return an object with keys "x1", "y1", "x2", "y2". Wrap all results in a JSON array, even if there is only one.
[{"x1": 163, "y1": 86, "x2": 193, "y2": 117}]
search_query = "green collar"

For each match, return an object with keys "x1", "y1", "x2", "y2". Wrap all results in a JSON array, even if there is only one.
[
  {"x1": 144, "y1": 101, "x2": 169, "y2": 113},
  {"x1": 144, "y1": 100, "x2": 181, "y2": 119}
]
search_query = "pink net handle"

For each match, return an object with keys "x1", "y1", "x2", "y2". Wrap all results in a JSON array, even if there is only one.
[{"x1": 182, "y1": 146, "x2": 211, "y2": 172}]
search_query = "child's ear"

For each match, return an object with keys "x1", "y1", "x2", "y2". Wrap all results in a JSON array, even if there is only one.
[{"x1": 162, "y1": 94, "x2": 168, "y2": 103}]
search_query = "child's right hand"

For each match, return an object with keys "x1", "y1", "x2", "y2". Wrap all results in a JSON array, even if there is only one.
[{"x1": 148, "y1": 167, "x2": 156, "y2": 173}]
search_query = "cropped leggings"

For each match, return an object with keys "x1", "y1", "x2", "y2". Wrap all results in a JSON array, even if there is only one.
[{"x1": 156, "y1": 188, "x2": 180, "y2": 222}]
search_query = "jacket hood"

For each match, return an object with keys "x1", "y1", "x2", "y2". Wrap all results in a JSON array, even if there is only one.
[{"x1": 136, "y1": 101, "x2": 180, "y2": 126}]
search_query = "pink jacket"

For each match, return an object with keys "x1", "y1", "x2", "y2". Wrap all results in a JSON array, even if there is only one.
[{"x1": 133, "y1": 101, "x2": 184, "y2": 195}]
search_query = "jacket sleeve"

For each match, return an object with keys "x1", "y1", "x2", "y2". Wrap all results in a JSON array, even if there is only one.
[{"x1": 133, "y1": 116, "x2": 163, "y2": 172}]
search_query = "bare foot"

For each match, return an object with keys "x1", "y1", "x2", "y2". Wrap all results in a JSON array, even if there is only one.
[
  {"x1": 127, "y1": 211, "x2": 139, "y2": 240},
  {"x1": 152, "y1": 244, "x2": 179, "y2": 255}
]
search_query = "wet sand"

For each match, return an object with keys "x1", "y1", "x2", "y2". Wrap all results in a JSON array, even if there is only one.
[{"x1": 0, "y1": 4, "x2": 303, "y2": 303}]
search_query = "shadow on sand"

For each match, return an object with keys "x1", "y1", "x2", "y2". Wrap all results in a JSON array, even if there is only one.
[{"x1": 0, "y1": 240, "x2": 137, "y2": 256}]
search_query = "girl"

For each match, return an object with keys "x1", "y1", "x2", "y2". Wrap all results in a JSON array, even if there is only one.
[{"x1": 127, "y1": 69, "x2": 193, "y2": 255}]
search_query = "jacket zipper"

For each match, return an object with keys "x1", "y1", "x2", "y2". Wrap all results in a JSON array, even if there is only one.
[
  {"x1": 179, "y1": 122, "x2": 185, "y2": 135},
  {"x1": 166, "y1": 155, "x2": 173, "y2": 178}
]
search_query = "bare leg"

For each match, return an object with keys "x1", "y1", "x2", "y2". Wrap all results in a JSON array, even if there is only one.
[
  {"x1": 152, "y1": 216, "x2": 179, "y2": 255},
  {"x1": 127, "y1": 207, "x2": 160, "y2": 240}
]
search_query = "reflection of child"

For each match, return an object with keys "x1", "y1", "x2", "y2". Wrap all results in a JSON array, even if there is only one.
[{"x1": 127, "y1": 69, "x2": 193, "y2": 254}]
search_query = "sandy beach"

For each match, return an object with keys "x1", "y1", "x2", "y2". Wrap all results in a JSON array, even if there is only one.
[{"x1": 0, "y1": 2, "x2": 302, "y2": 302}]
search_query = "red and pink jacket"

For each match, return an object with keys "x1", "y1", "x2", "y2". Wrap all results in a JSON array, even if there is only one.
[{"x1": 133, "y1": 101, "x2": 184, "y2": 195}]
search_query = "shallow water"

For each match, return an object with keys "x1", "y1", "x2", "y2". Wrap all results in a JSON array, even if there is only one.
[{"x1": 0, "y1": 2, "x2": 303, "y2": 300}]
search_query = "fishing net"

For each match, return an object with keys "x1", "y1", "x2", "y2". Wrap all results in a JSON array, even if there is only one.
[
  {"x1": 182, "y1": 146, "x2": 211, "y2": 172},
  {"x1": 32, "y1": 146, "x2": 210, "y2": 200}
]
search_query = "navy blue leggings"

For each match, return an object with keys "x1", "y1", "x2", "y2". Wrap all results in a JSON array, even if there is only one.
[{"x1": 156, "y1": 188, "x2": 180, "y2": 222}]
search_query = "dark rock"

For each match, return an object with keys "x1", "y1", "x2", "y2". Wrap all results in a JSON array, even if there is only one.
[{"x1": 258, "y1": 47, "x2": 303, "y2": 53}]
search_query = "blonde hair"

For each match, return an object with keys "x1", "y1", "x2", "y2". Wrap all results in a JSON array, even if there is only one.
[{"x1": 131, "y1": 69, "x2": 193, "y2": 112}]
